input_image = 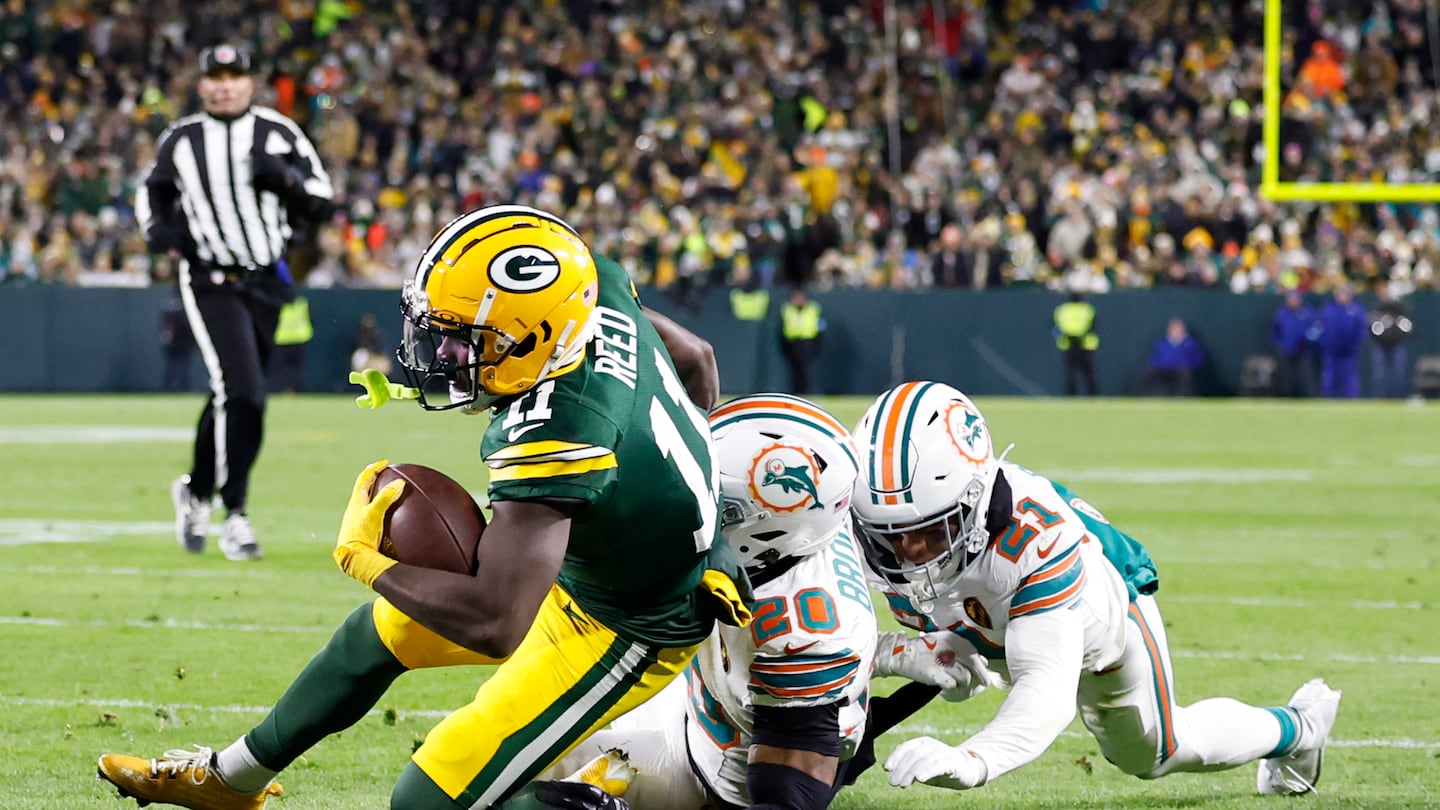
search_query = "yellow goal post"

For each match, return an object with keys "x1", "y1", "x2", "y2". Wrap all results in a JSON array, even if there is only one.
[{"x1": 1261, "y1": 0, "x2": 1440, "y2": 202}]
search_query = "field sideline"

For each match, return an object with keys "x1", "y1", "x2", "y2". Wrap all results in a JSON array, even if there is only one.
[{"x1": 1, "y1": 393, "x2": 1437, "y2": 809}]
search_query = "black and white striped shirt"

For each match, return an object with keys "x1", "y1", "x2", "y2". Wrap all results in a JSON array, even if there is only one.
[{"x1": 137, "y1": 105, "x2": 334, "y2": 271}]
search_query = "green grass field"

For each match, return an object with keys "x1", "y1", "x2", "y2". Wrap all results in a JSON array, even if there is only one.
[{"x1": 1, "y1": 394, "x2": 1437, "y2": 809}]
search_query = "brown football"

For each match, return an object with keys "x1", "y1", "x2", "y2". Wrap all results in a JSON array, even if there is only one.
[{"x1": 370, "y1": 463, "x2": 485, "y2": 575}]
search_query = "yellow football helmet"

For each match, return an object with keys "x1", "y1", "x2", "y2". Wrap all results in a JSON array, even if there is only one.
[{"x1": 398, "y1": 205, "x2": 599, "y2": 411}]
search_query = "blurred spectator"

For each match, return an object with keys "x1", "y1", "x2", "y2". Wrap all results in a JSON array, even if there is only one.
[
  {"x1": 349, "y1": 313, "x2": 392, "y2": 376},
  {"x1": 1296, "y1": 40, "x2": 1345, "y2": 101},
  {"x1": 1145, "y1": 318, "x2": 1207, "y2": 396},
  {"x1": 1053, "y1": 292, "x2": 1099, "y2": 396},
  {"x1": 1271, "y1": 290, "x2": 1319, "y2": 398},
  {"x1": 729, "y1": 274, "x2": 770, "y2": 322},
  {"x1": 272, "y1": 295, "x2": 314, "y2": 394},
  {"x1": 1318, "y1": 284, "x2": 1368, "y2": 399},
  {"x1": 929, "y1": 223, "x2": 969, "y2": 288},
  {"x1": 1368, "y1": 282, "x2": 1413, "y2": 399},
  {"x1": 159, "y1": 292, "x2": 194, "y2": 392},
  {"x1": 779, "y1": 287, "x2": 824, "y2": 395},
  {"x1": 0, "y1": 0, "x2": 1434, "y2": 306}
]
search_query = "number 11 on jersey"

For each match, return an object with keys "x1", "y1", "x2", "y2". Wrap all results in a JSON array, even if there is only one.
[{"x1": 649, "y1": 347, "x2": 719, "y2": 551}]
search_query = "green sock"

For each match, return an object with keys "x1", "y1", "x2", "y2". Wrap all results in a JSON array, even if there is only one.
[
  {"x1": 492, "y1": 784, "x2": 547, "y2": 810},
  {"x1": 245, "y1": 603, "x2": 408, "y2": 769}
]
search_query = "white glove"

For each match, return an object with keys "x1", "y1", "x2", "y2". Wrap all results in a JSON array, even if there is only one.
[
  {"x1": 874, "y1": 631, "x2": 1001, "y2": 701},
  {"x1": 885, "y1": 736, "x2": 989, "y2": 790}
]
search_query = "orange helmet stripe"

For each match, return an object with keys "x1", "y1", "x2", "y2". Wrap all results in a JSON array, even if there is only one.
[
  {"x1": 709, "y1": 395, "x2": 849, "y2": 436},
  {"x1": 868, "y1": 381, "x2": 932, "y2": 499}
]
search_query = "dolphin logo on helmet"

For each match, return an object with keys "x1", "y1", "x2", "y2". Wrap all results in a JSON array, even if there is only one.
[{"x1": 753, "y1": 446, "x2": 824, "y2": 512}]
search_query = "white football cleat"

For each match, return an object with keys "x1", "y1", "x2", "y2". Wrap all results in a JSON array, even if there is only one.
[
  {"x1": 1256, "y1": 677, "x2": 1342, "y2": 795},
  {"x1": 219, "y1": 513, "x2": 263, "y2": 561},
  {"x1": 172, "y1": 475, "x2": 210, "y2": 554}
]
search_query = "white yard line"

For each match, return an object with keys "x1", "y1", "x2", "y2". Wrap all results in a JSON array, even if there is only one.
[
  {"x1": 2, "y1": 695, "x2": 1431, "y2": 750},
  {"x1": 0, "y1": 427, "x2": 191, "y2": 443},
  {"x1": 0, "y1": 521, "x2": 175, "y2": 545},
  {"x1": 14, "y1": 564, "x2": 286, "y2": 579},
  {"x1": 1164, "y1": 594, "x2": 1427, "y2": 610},
  {"x1": 1160, "y1": 555, "x2": 1434, "y2": 571},
  {"x1": 3, "y1": 614, "x2": 1435, "y2": 665},
  {"x1": 1046, "y1": 468, "x2": 1314, "y2": 484},
  {"x1": 11, "y1": 565, "x2": 1433, "y2": 609},
  {"x1": 0, "y1": 616, "x2": 333, "y2": 634},
  {"x1": 0, "y1": 695, "x2": 451, "y2": 720},
  {"x1": 888, "y1": 722, "x2": 1439, "y2": 750}
]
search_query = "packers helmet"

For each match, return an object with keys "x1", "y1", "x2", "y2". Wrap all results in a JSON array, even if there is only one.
[{"x1": 398, "y1": 205, "x2": 600, "y2": 411}]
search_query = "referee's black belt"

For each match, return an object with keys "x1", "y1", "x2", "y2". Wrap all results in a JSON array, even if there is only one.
[{"x1": 197, "y1": 264, "x2": 278, "y2": 282}]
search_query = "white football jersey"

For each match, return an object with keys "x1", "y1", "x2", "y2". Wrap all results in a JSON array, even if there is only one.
[
  {"x1": 875, "y1": 462, "x2": 1131, "y2": 679},
  {"x1": 685, "y1": 523, "x2": 878, "y2": 807}
]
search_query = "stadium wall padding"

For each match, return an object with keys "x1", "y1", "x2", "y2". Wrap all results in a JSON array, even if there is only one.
[{"x1": 2, "y1": 286, "x2": 1437, "y2": 397}]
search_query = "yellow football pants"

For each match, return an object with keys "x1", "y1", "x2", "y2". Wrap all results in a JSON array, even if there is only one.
[{"x1": 371, "y1": 585, "x2": 699, "y2": 809}]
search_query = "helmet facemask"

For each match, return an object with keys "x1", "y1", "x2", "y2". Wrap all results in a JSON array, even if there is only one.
[
  {"x1": 855, "y1": 469, "x2": 996, "y2": 611},
  {"x1": 718, "y1": 470, "x2": 786, "y2": 573},
  {"x1": 399, "y1": 283, "x2": 513, "y2": 412},
  {"x1": 850, "y1": 382, "x2": 1003, "y2": 614}
]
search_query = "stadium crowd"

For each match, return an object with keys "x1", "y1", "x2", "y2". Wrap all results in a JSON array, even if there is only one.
[{"x1": 2, "y1": 0, "x2": 1438, "y2": 299}]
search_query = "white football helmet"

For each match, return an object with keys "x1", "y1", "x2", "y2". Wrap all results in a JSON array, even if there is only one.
[
  {"x1": 708, "y1": 393, "x2": 859, "y2": 581},
  {"x1": 851, "y1": 381, "x2": 1000, "y2": 608}
]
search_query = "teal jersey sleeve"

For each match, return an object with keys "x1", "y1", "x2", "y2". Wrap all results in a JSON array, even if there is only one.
[{"x1": 1048, "y1": 480, "x2": 1160, "y2": 600}]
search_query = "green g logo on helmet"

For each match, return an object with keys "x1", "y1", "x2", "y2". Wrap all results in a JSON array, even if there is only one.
[{"x1": 488, "y1": 246, "x2": 562, "y2": 292}]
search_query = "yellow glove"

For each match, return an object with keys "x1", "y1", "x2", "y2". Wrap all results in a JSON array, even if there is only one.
[{"x1": 333, "y1": 459, "x2": 406, "y2": 588}]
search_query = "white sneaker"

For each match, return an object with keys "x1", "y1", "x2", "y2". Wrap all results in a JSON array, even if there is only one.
[
  {"x1": 171, "y1": 475, "x2": 210, "y2": 554},
  {"x1": 219, "y1": 514, "x2": 263, "y2": 561},
  {"x1": 1256, "y1": 677, "x2": 1342, "y2": 795}
]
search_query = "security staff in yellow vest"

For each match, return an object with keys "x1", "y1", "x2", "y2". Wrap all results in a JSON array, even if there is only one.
[
  {"x1": 273, "y1": 295, "x2": 314, "y2": 393},
  {"x1": 730, "y1": 281, "x2": 770, "y2": 322},
  {"x1": 780, "y1": 286, "x2": 825, "y2": 394},
  {"x1": 1053, "y1": 292, "x2": 1099, "y2": 395}
]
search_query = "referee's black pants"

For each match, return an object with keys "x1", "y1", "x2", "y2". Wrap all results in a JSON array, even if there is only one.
[{"x1": 178, "y1": 267, "x2": 291, "y2": 514}]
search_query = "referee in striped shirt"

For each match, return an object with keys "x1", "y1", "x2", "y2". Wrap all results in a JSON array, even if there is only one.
[{"x1": 138, "y1": 43, "x2": 335, "y2": 560}]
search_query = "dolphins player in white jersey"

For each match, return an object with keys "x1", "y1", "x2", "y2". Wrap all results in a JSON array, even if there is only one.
[
  {"x1": 548, "y1": 393, "x2": 984, "y2": 809},
  {"x1": 850, "y1": 381, "x2": 1342, "y2": 798}
]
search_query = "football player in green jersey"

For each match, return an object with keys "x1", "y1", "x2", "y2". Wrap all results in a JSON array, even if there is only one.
[{"x1": 98, "y1": 205, "x2": 752, "y2": 810}]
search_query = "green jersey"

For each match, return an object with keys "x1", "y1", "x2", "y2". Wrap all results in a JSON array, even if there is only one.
[{"x1": 481, "y1": 256, "x2": 746, "y2": 645}]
